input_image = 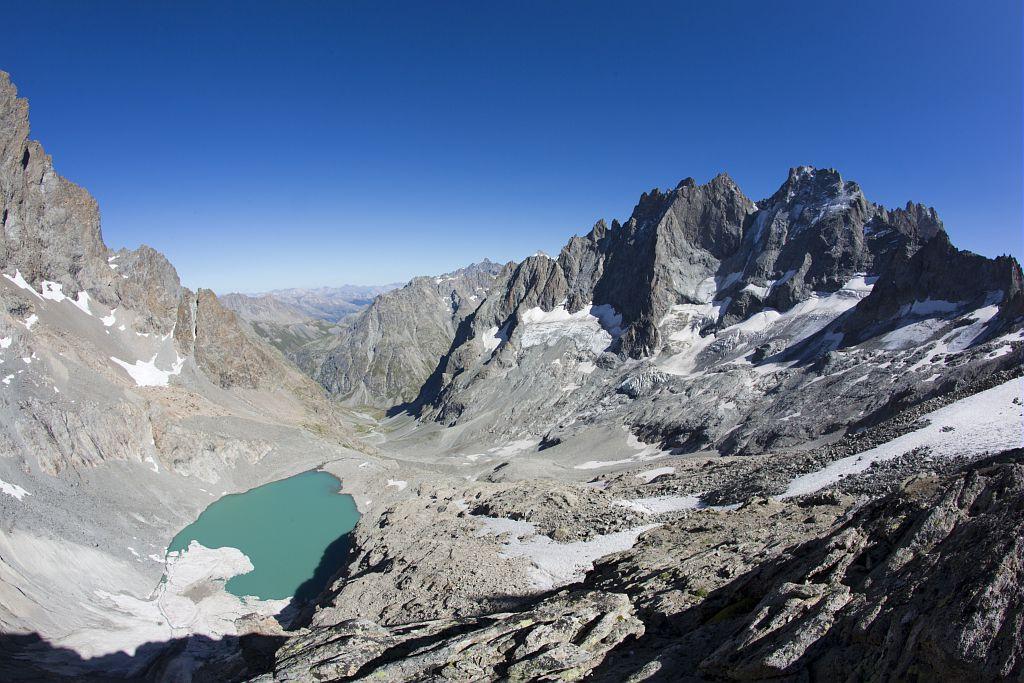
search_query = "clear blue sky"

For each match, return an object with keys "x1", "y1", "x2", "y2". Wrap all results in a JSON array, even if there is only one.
[{"x1": 1, "y1": 1, "x2": 1020, "y2": 292}]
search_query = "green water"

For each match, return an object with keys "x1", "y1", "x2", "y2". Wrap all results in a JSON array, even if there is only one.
[{"x1": 168, "y1": 470, "x2": 359, "y2": 601}]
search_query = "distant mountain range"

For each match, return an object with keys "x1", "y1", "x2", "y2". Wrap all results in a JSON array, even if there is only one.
[
  {"x1": 220, "y1": 284, "x2": 402, "y2": 356},
  {"x1": 223, "y1": 284, "x2": 402, "y2": 324}
]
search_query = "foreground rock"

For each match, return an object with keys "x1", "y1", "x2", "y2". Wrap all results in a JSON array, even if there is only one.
[
  {"x1": 256, "y1": 590, "x2": 641, "y2": 682},
  {"x1": 591, "y1": 450, "x2": 1024, "y2": 681}
]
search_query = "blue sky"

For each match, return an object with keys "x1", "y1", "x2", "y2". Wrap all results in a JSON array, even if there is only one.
[{"x1": 1, "y1": 1, "x2": 1020, "y2": 292}]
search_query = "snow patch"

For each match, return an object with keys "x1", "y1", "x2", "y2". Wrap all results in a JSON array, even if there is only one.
[
  {"x1": 71, "y1": 291, "x2": 93, "y2": 316},
  {"x1": 110, "y1": 353, "x2": 185, "y2": 387},
  {"x1": 481, "y1": 324, "x2": 508, "y2": 353},
  {"x1": 474, "y1": 515, "x2": 658, "y2": 590},
  {"x1": 635, "y1": 466, "x2": 675, "y2": 483},
  {"x1": 40, "y1": 280, "x2": 66, "y2": 302},
  {"x1": 3, "y1": 271, "x2": 43, "y2": 300},
  {"x1": 386, "y1": 479, "x2": 408, "y2": 490},
  {"x1": 0, "y1": 478, "x2": 30, "y2": 500},
  {"x1": 902, "y1": 299, "x2": 962, "y2": 316},
  {"x1": 575, "y1": 431, "x2": 668, "y2": 469},
  {"x1": 614, "y1": 495, "x2": 702, "y2": 515},
  {"x1": 520, "y1": 303, "x2": 622, "y2": 354},
  {"x1": 659, "y1": 274, "x2": 875, "y2": 378},
  {"x1": 73, "y1": 541, "x2": 289, "y2": 658},
  {"x1": 781, "y1": 378, "x2": 1024, "y2": 498}
]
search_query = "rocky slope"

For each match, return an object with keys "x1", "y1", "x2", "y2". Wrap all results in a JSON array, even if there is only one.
[
  {"x1": 593, "y1": 449, "x2": 1024, "y2": 681},
  {"x1": 248, "y1": 442, "x2": 1023, "y2": 682},
  {"x1": 293, "y1": 260, "x2": 504, "y2": 408}
]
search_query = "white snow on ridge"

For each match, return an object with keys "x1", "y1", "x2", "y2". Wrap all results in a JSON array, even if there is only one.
[
  {"x1": 22, "y1": 314, "x2": 38, "y2": 330},
  {"x1": 71, "y1": 291, "x2": 93, "y2": 316},
  {"x1": 110, "y1": 353, "x2": 185, "y2": 387},
  {"x1": 520, "y1": 303, "x2": 623, "y2": 354},
  {"x1": 3, "y1": 271, "x2": 43, "y2": 300},
  {"x1": 40, "y1": 280, "x2": 67, "y2": 302},
  {"x1": 781, "y1": 378, "x2": 1024, "y2": 498},
  {"x1": 481, "y1": 324, "x2": 508, "y2": 353},
  {"x1": 0, "y1": 337, "x2": 11, "y2": 349},
  {"x1": 386, "y1": 479, "x2": 408, "y2": 490},
  {"x1": 659, "y1": 274, "x2": 876, "y2": 378},
  {"x1": 0, "y1": 478, "x2": 30, "y2": 500}
]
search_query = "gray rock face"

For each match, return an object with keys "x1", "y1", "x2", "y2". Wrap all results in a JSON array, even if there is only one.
[
  {"x1": 841, "y1": 229, "x2": 1024, "y2": 342},
  {"x1": 257, "y1": 590, "x2": 642, "y2": 682},
  {"x1": 662, "y1": 452, "x2": 1024, "y2": 682},
  {"x1": 0, "y1": 73, "x2": 116, "y2": 308},
  {"x1": 445, "y1": 174, "x2": 756, "y2": 362},
  {"x1": 594, "y1": 174, "x2": 755, "y2": 354},
  {"x1": 294, "y1": 260, "x2": 503, "y2": 407}
]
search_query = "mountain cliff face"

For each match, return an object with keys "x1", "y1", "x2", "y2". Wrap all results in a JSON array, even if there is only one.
[{"x1": 293, "y1": 260, "x2": 503, "y2": 407}]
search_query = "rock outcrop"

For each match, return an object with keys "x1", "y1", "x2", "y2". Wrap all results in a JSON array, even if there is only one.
[
  {"x1": 587, "y1": 451, "x2": 1024, "y2": 682},
  {"x1": 699, "y1": 453, "x2": 1024, "y2": 681},
  {"x1": 840, "y1": 229, "x2": 1024, "y2": 342},
  {"x1": 257, "y1": 590, "x2": 642, "y2": 682}
]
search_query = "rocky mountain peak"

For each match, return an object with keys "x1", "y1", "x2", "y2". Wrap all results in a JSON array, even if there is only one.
[
  {"x1": 0, "y1": 71, "x2": 118, "y2": 309},
  {"x1": 841, "y1": 229, "x2": 1024, "y2": 342}
]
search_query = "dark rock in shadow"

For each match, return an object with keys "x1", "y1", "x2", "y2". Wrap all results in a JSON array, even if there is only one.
[{"x1": 0, "y1": 631, "x2": 285, "y2": 682}]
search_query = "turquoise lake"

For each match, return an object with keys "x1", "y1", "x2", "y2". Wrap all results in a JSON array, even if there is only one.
[{"x1": 168, "y1": 470, "x2": 360, "y2": 601}]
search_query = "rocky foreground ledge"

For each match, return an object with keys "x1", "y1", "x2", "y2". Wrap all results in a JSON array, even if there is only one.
[{"x1": 223, "y1": 447, "x2": 1022, "y2": 682}]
